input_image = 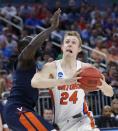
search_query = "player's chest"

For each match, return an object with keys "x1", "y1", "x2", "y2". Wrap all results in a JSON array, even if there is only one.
[{"x1": 56, "y1": 85, "x2": 85, "y2": 105}]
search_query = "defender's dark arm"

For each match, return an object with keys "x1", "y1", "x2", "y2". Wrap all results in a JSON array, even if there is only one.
[
  {"x1": 19, "y1": 9, "x2": 61, "y2": 60},
  {"x1": 19, "y1": 27, "x2": 55, "y2": 60}
]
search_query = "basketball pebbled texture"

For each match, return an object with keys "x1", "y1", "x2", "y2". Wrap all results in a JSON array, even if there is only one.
[{"x1": 77, "y1": 66, "x2": 103, "y2": 92}]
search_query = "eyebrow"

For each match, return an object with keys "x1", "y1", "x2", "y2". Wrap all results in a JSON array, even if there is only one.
[{"x1": 65, "y1": 38, "x2": 77, "y2": 41}]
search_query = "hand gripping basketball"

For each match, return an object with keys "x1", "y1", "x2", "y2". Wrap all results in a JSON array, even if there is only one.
[{"x1": 74, "y1": 66, "x2": 103, "y2": 92}]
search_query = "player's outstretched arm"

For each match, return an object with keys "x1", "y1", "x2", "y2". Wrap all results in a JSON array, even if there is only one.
[
  {"x1": 19, "y1": 8, "x2": 61, "y2": 60},
  {"x1": 31, "y1": 62, "x2": 79, "y2": 89},
  {"x1": 31, "y1": 74, "x2": 78, "y2": 89},
  {"x1": 97, "y1": 75, "x2": 114, "y2": 97}
]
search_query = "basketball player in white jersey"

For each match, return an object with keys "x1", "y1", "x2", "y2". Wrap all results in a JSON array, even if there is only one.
[{"x1": 31, "y1": 31, "x2": 113, "y2": 131}]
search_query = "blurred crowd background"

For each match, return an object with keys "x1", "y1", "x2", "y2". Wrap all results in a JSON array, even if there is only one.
[{"x1": 0, "y1": 0, "x2": 118, "y2": 130}]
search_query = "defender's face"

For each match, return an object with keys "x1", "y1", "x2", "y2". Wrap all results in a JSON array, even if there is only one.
[{"x1": 62, "y1": 36, "x2": 81, "y2": 57}]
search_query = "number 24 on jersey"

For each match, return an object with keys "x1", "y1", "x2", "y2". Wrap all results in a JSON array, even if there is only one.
[{"x1": 60, "y1": 91, "x2": 78, "y2": 105}]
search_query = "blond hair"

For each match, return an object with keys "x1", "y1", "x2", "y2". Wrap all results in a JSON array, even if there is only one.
[{"x1": 64, "y1": 31, "x2": 82, "y2": 46}]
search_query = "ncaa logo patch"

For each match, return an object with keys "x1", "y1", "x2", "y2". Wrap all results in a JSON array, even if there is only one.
[{"x1": 58, "y1": 72, "x2": 63, "y2": 78}]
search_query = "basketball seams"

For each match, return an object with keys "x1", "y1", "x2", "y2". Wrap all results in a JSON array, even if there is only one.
[{"x1": 79, "y1": 76, "x2": 102, "y2": 78}]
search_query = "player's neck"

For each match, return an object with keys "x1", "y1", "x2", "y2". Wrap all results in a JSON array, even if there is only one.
[{"x1": 61, "y1": 57, "x2": 77, "y2": 68}]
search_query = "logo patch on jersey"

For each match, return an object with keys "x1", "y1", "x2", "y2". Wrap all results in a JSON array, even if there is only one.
[
  {"x1": 17, "y1": 107, "x2": 23, "y2": 112},
  {"x1": 58, "y1": 72, "x2": 63, "y2": 78}
]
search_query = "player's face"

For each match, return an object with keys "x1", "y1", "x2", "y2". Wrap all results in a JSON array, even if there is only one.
[
  {"x1": 62, "y1": 36, "x2": 81, "y2": 57},
  {"x1": 111, "y1": 99, "x2": 118, "y2": 113},
  {"x1": 103, "y1": 107, "x2": 112, "y2": 117},
  {"x1": 43, "y1": 110, "x2": 53, "y2": 121}
]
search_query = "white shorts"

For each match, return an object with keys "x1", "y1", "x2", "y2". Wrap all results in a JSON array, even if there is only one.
[{"x1": 57, "y1": 115, "x2": 100, "y2": 131}]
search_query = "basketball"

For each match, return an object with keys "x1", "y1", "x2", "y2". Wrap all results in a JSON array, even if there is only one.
[{"x1": 77, "y1": 66, "x2": 103, "y2": 92}]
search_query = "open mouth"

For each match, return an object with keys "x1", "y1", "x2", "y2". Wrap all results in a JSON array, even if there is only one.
[{"x1": 66, "y1": 49, "x2": 73, "y2": 53}]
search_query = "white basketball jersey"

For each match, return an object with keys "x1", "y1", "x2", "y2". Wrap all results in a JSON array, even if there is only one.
[{"x1": 51, "y1": 60, "x2": 85, "y2": 124}]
